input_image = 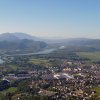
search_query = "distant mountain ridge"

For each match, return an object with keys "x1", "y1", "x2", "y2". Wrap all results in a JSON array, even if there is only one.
[
  {"x1": 56, "y1": 38, "x2": 100, "y2": 46},
  {"x1": 0, "y1": 33, "x2": 19, "y2": 41},
  {"x1": 0, "y1": 33, "x2": 47, "y2": 52},
  {"x1": 0, "y1": 32, "x2": 100, "y2": 47},
  {"x1": 0, "y1": 32, "x2": 39, "y2": 41},
  {"x1": 0, "y1": 39, "x2": 47, "y2": 51}
]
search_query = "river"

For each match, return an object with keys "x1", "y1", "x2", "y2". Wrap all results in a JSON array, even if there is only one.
[
  {"x1": 6, "y1": 48, "x2": 56, "y2": 56},
  {"x1": 0, "y1": 58, "x2": 4, "y2": 64}
]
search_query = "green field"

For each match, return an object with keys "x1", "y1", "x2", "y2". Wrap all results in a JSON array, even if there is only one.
[
  {"x1": 92, "y1": 86, "x2": 100, "y2": 97},
  {"x1": 1, "y1": 87, "x2": 17, "y2": 95},
  {"x1": 29, "y1": 58, "x2": 52, "y2": 68},
  {"x1": 77, "y1": 52, "x2": 100, "y2": 61},
  {"x1": 8, "y1": 64, "x2": 18, "y2": 70}
]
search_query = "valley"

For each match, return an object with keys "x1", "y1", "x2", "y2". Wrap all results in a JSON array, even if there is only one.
[
  {"x1": 0, "y1": 0, "x2": 100, "y2": 99},
  {"x1": 0, "y1": 33, "x2": 99, "y2": 100}
]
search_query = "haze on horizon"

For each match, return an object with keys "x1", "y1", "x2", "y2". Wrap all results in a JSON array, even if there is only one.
[{"x1": 0, "y1": 0, "x2": 100, "y2": 39}]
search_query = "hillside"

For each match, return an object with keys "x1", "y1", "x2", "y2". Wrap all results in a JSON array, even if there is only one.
[
  {"x1": 1, "y1": 32, "x2": 100, "y2": 53},
  {"x1": 0, "y1": 32, "x2": 39, "y2": 41},
  {"x1": 0, "y1": 33, "x2": 47, "y2": 53},
  {"x1": 0, "y1": 39, "x2": 47, "y2": 53},
  {"x1": 0, "y1": 33, "x2": 19, "y2": 41}
]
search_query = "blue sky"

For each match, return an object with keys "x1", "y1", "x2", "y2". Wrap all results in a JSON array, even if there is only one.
[{"x1": 0, "y1": 0, "x2": 100, "y2": 39}]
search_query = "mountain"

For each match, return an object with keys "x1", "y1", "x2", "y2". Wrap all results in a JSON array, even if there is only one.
[
  {"x1": 49, "y1": 38, "x2": 100, "y2": 52},
  {"x1": 1, "y1": 32, "x2": 100, "y2": 51},
  {"x1": 60, "y1": 38, "x2": 100, "y2": 46},
  {"x1": 0, "y1": 39, "x2": 47, "y2": 52},
  {"x1": 0, "y1": 32, "x2": 40, "y2": 41},
  {"x1": 0, "y1": 33, "x2": 19, "y2": 41},
  {"x1": 48, "y1": 38, "x2": 100, "y2": 45},
  {"x1": 12, "y1": 32, "x2": 40, "y2": 40},
  {"x1": 0, "y1": 33, "x2": 47, "y2": 52}
]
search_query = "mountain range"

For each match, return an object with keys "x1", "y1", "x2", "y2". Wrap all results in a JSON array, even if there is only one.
[
  {"x1": 0, "y1": 32, "x2": 40, "y2": 41},
  {"x1": 0, "y1": 32, "x2": 100, "y2": 52},
  {"x1": 0, "y1": 33, "x2": 47, "y2": 52},
  {"x1": 1, "y1": 32, "x2": 100, "y2": 45}
]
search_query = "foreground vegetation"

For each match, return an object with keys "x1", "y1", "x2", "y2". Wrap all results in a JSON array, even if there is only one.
[
  {"x1": 1, "y1": 87, "x2": 17, "y2": 95},
  {"x1": 92, "y1": 86, "x2": 100, "y2": 96}
]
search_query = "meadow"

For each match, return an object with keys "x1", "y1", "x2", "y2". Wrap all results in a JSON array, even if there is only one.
[
  {"x1": 29, "y1": 58, "x2": 52, "y2": 68},
  {"x1": 91, "y1": 86, "x2": 100, "y2": 99},
  {"x1": 76, "y1": 51, "x2": 100, "y2": 61},
  {"x1": 1, "y1": 87, "x2": 17, "y2": 95}
]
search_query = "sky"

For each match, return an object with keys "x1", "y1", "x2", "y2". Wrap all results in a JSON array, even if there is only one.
[{"x1": 0, "y1": 0, "x2": 100, "y2": 39}]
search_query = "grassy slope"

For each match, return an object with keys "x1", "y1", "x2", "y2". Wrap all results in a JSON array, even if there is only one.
[
  {"x1": 92, "y1": 86, "x2": 100, "y2": 97},
  {"x1": 1, "y1": 87, "x2": 17, "y2": 95}
]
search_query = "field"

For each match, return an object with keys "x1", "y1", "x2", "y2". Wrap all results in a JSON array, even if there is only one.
[
  {"x1": 92, "y1": 86, "x2": 100, "y2": 97},
  {"x1": 8, "y1": 64, "x2": 18, "y2": 70},
  {"x1": 1, "y1": 87, "x2": 17, "y2": 95},
  {"x1": 0, "y1": 87, "x2": 17, "y2": 100},
  {"x1": 29, "y1": 58, "x2": 52, "y2": 68},
  {"x1": 76, "y1": 52, "x2": 100, "y2": 61}
]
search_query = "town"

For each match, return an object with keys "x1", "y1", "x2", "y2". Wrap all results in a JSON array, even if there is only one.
[
  {"x1": 0, "y1": 51, "x2": 100, "y2": 100},
  {"x1": 0, "y1": 0, "x2": 100, "y2": 100}
]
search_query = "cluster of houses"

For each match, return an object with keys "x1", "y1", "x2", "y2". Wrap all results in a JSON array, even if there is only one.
[
  {"x1": 41, "y1": 73, "x2": 73, "y2": 80},
  {"x1": 1, "y1": 59, "x2": 100, "y2": 99}
]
